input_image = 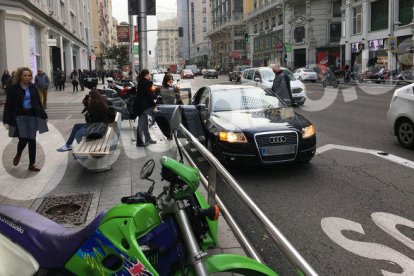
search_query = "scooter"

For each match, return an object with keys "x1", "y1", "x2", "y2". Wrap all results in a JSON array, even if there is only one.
[
  {"x1": 322, "y1": 71, "x2": 339, "y2": 88},
  {"x1": 0, "y1": 115, "x2": 277, "y2": 275}
]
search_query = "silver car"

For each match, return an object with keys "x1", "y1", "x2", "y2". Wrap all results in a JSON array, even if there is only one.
[{"x1": 241, "y1": 67, "x2": 307, "y2": 105}]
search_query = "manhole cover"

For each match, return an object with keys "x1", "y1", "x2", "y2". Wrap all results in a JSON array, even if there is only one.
[{"x1": 37, "y1": 194, "x2": 93, "y2": 225}]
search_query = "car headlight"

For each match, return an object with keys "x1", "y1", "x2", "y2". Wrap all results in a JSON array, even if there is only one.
[
  {"x1": 219, "y1": 132, "x2": 248, "y2": 143},
  {"x1": 302, "y1": 125, "x2": 315, "y2": 139}
]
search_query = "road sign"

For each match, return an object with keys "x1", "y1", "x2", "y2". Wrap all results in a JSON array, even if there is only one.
[
  {"x1": 285, "y1": 42, "x2": 292, "y2": 53},
  {"x1": 388, "y1": 36, "x2": 397, "y2": 52},
  {"x1": 47, "y1": 39, "x2": 57, "y2": 47}
]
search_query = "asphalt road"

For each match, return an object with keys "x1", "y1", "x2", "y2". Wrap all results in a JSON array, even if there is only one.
[{"x1": 180, "y1": 76, "x2": 414, "y2": 275}]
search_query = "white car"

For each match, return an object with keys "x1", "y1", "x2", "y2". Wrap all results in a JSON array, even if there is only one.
[
  {"x1": 387, "y1": 83, "x2": 414, "y2": 148},
  {"x1": 293, "y1": 68, "x2": 318, "y2": 82},
  {"x1": 241, "y1": 67, "x2": 307, "y2": 105}
]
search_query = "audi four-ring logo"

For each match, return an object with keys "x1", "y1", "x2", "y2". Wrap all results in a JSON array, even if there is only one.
[{"x1": 269, "y1": 136, "x2": 287, "y2": 144}]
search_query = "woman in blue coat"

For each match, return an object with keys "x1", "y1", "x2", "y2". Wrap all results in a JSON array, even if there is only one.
[{"x1": 2, "y1": 67, "x2": 48, "y2": 171}]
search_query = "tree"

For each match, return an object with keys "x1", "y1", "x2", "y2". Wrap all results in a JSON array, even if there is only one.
[{"x1": 106, "y1": 45, "x2": 130, "y2": 68}]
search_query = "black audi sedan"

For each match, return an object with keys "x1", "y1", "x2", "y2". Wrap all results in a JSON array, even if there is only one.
[
  {"x1": 156, "y1": 85, "x2": 316, "y2": 165},
  {"x1": 190, "y1": 85, "x2": 316, "y2": 164}
]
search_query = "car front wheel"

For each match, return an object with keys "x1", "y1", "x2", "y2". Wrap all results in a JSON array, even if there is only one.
[{"x1": 396, "y1": 119, "x2": 414, "y2": 149}]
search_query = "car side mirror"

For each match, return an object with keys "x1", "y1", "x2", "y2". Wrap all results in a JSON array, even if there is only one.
[{"x1": 254, "y1": 77, "x2": 261, "y2": 82}]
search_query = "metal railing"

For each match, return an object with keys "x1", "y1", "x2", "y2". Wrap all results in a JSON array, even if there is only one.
[{"x1": 176, "y1": 124, "x2": 318, "y2": 276}]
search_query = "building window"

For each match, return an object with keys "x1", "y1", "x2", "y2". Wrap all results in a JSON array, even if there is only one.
[
  {"x1": 271, "y1": 17, "x2": 276, "y2": 27},
  {"x1": 203, "y1": 26, "x2": 207, "y2": 32},
  {"x1": 353, "y1": 5, "x2": 362, "y2": 34},
  {"x1": 333, "y1": 0, "x2": 342, "y2": 17},
  {"x1": 371, "y1": 0, "x2": 388, "y2": 31},
  {"x1": 203, "y1": 17, "x2": 206, "y2": 23},
  {"x1": 294, "y1": 27, "x2": 305, "y2": 43},
  {"x1": 254, "y1": 24, "x2": 258, "y2": 33},
  {"x1": 265, "y1": 19, "x2": 269, "y2": 30},
  {"x1": 202, "y1": 7, "x2": 206, "y2": 13},
  {"x1": 278, "y1": 14, "x2": 283, "y2": 25},
  {"x1": 294, "y1": 5, "x2": 306, "y2": 16},
  {"x1": 330, "y1": 22, "x2": 341, "y2": 42},
  {"x1": 399, "y1": 0, "x2": 414, "y2": 26}
]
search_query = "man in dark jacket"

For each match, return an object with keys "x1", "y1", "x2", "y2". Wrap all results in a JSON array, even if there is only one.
[
  {"x1": 134, "y1": 69, "x2": 157, "y2": 146},
  {"x1": 271, "y1": 64, "x2": 294, "y2": 105},
  {"x1": 34, "y1": 68, "x2": 50, "y2": 108}
]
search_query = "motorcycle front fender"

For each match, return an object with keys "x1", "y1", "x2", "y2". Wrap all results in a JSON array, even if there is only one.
[{"x1": 203, "y1": 254, "x2": 278, "y2": 276}]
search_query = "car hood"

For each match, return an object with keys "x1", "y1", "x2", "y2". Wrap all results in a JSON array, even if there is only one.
[{"x1": 212, "y1": 108, "x2": 309, "y2": 133}]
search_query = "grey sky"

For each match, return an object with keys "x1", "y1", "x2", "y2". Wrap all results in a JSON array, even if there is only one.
[{"x1": 111, "y1": 0, "x2": 178, "y2": 50}]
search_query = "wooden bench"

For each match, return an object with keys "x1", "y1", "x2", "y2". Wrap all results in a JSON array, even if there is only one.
[{"x1": 72, "y1": 112, "x2": 121, "y2": 172}]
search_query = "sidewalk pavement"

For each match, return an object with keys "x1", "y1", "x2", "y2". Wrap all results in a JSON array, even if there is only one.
[{"x1": 0, "y1": 82, "x2": 245, "y2": 258}]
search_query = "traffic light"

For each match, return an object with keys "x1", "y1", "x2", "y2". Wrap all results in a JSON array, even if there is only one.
[
  {"x1": 244, "y1": 33, "x2": 248, "y2": 42},
  {"x1": 178, "y1": 27, "x2": 183, "y2": 37}
]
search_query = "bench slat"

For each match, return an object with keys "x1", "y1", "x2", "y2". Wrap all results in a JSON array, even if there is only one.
[{"x1": 73, "y1": 112, "x2": 120, "y2": 158}]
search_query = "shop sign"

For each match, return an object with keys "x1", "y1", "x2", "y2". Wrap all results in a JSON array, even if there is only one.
[
  {"x1": 117, "y1": 25, "x2": 130, "y2": 43},
  {"x1": 275, "y1": 42, "x2": 284, "y2": 52},
  {"x1": 47, "y1": 39, "x2": 57, "y2": 47},
  {"x1": 388, "y1": 36, "x2": 397, "y2": 52}
]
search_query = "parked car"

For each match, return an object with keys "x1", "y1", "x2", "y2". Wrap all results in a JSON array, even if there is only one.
[
  {"x1": 181, "y1": 69, "x2": 194, "y2": 79},
  {"x1": 203, "y1": 69, "x2": 219, "y2": 79},
  {"x1": 156, "y1": 85, "x2": 316, "y2": 165},
  {"x1": 387, "y1": 83, "x2": 414, "y2": 149},
  {"x1": 293, "y1": 68, "x2": 318, "y2": 82},
  {"x1": 241, "y1": 67, "x2": 307, "y2": 105},
  {"x1": 229, "y1": 66, "x2": 252, "y2": 82}
]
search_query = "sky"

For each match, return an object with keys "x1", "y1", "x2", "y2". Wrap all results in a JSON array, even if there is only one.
[{"x1": 112, "y1": 0, "x2": 178, "y2": 51}]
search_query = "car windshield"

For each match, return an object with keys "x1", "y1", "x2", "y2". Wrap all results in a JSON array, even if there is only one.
[
  {"x1": 261, "y1": 69, "x2": 275, "y2": 82},
  {"x1": 282, "y1": 69, "x2": 297, "y2": 81},
  {"x1": 212, "y1": 87, "x2": 285, "y2": 112}
]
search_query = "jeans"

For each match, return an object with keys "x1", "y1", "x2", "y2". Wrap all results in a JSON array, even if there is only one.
[
  {"x1": 66, "y1": 123, "x2": 86, "y2": 145},
  {"x1": 136, "y1": 108, "x2": 154, "y2": 145}
]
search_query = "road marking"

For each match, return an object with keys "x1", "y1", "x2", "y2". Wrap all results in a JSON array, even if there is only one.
[{"x1": 316, "y1": 144, "x2": 414, "y2": 170}]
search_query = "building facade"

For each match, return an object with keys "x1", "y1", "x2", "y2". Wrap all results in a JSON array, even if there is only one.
[
  {"x1": 0, "y1": 0, "x2": 92, "y2": 79},
  {"x1": 91, "y1": 0, "x2": 116, "y2": 70},
  {"x1": 341, "y1": 0, "x2": 414, "y2": 73},
  {"x1": 219, "y1": 0, "x2": 414, "y2": 73},
  {"x1": 188, "y1": 0, "x2": 212, "y2": 68},
  {"x1": 177, "y1": 0, "x2": 190, "y2": 66},
  {"x1": 209, "y1": 0, "x2": 246, "y2": 72},
  {"x1": 156, "y1": 18, "x2": 180, "y2": 71}
]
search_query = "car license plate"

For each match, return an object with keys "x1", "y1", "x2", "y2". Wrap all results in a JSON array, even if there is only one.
[{"x1": 260, "y1": 145, "x2": 297, "y2": 156}]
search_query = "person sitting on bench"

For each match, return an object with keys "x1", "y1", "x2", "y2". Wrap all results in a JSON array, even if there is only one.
[{"x1": 56, "y1": 90, "x2": 109, "y2": 152}]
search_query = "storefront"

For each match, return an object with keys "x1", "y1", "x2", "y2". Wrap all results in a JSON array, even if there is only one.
[
  {"x1": 316, "y1": 47, "x2": 341, "y2": 71},
  {"x1": 253, "y1": 30, "x2": 283, "y2": 67},
  {"x1": 367, "y1": 39, "x2": 387, "y2": 68},
  {"x1": 396, "y1": 35, "x2": 413, "y2": 70}
]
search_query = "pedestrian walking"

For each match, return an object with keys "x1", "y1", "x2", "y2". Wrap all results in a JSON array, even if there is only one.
[
  {"x1": 100, "y1": 70, "x2": 105, "y2": 84},
  {"x1": 53, "y1": 68, "x2": 61, "y2": 90},
  {"x1": 134, "y1": 69, "x2": 157, "y2": 147},
  {"x1": 58, "y1": 71, "x2": 66, "y2": 91},
  {"x1": 70, "y1": 70, "x2": 79, "y2": 93},
  {"x1": 34, "y1": 68, "x2": 50, "y2": 109},
  {"x1": 271, "y1": 64, "x2": 294, "y2": 105},
  {"x1": 78, "y1": 69, "x2": 85, "y2": 91},
  {"x1": 2, "y1": 69, "x2": 11, "y2": 90},
  {"x1": 2, "y1": 67, "x2": 48, "y2": 172}
]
